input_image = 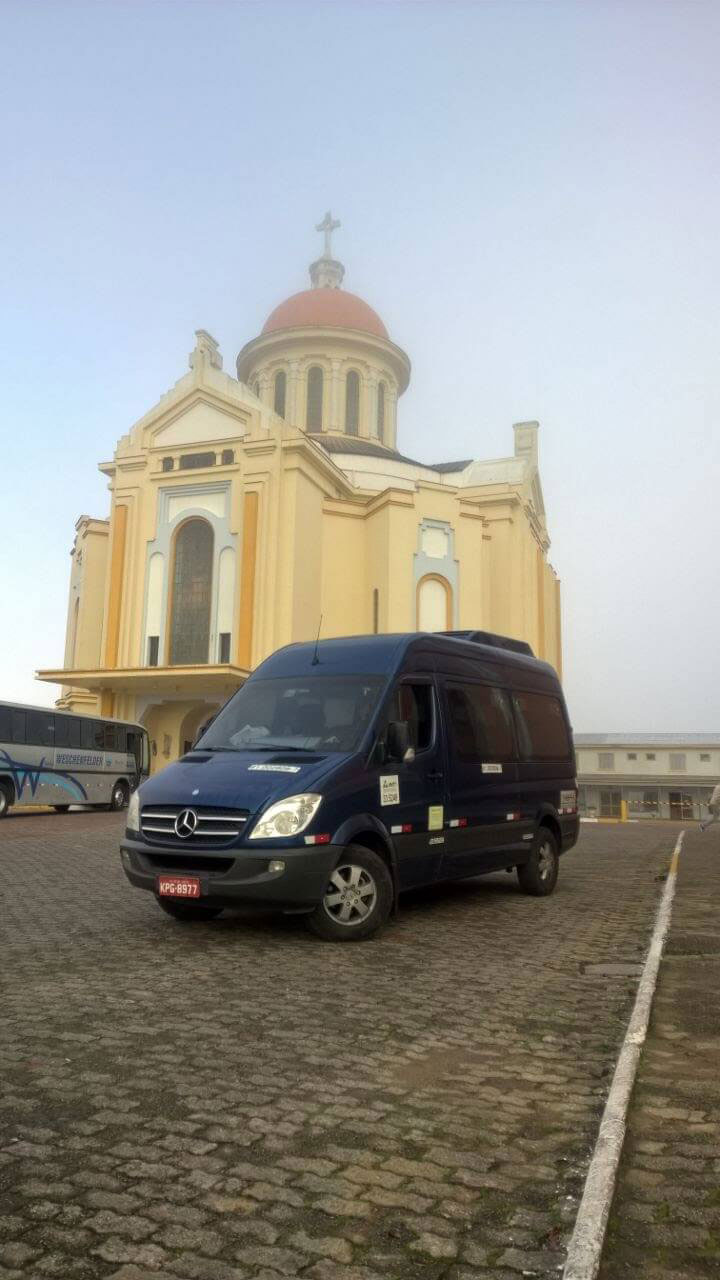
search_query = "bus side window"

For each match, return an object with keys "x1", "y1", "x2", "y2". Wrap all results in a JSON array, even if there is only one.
[
  {"x1": 104, "y1": 724, "x2": 118, "y2": 752},
  {"x1": 116, "y1": 726, "x2": 127, "y2": 753},
  {"x1": 0, "y1": 707, "x2": 11, "y2": 741},
  {"x1": 57, "y1": 716, "x2": 83, "y2": 748},
  {"x1": 81, "y1": 718, "x2": 96, "y2": 750},
  {"x1": 12, "y1": 710, "x2": 27, "y2": 745},
  {"x1": 93, "y1": 721, "x2": 105, "y2": 750}
]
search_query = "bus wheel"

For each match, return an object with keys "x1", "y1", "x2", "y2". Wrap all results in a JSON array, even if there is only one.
[
  {"x1": 0, "y1": 784, "x2": 12, "y2": 818},
  {"x1": 156, "y1": 899, "x2": 224, "y2": 922},
  {"x1": 109, "y1": 782, "x2": 129, "y2": 812},
  {"x1": 517, "y1": 828, "x2": 559, "y2": 896},
  {"x1": 305, "y1": 845, "x2": 393, "y2": 942},
  {"x1": 53, "y1": 805, "x2": 70, "y2": 813}
]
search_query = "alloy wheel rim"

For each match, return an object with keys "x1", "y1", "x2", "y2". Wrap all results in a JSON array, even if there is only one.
[
  {"x1": 114, "y1": 787, "x2": 126, "y2": 809},
  {"x1": 537, "y1": 841, "x2": 554, "y2": 879},
  {"x1": 322, "y1": 864, "x2": 377, "y2": 926}
]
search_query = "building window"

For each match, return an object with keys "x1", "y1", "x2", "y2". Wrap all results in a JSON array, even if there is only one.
[
  {"x1": 306, "y1": 366, "x2": 324, "y2": 430},
  {"x1": 218, "y1": 632, "x2": 231, "y2": 664},
  {"x1": 221, "y1": 449, "x2": 234, "y2": 466},
  {"x1": 253, "y1": 380, "x2": 260, "y2": 398},
  {"x1": 627, "y1": 752, "x2": 637, "y2": 760},
  {"x1": 161, "y1": 457, "x2": 174, "y2": 472},
  {"x1": 628, "y1": 789, "x2": 660, "y2": 816},
  {"x1": 147, "y1": 635, "x2": 159, "y2": 667},
  {"x1": 417, "y1": 574, "x2": 451, "y2": 631},
  {"x1": 598, "y1": 752, "x2": 614, "y2": 770},
  {"x1": 372, "y1": 588, "x2": 379, "y2": 635},
  {"x1": 646, "y1": 752, "x2": 656, "y2": 760},
  {"x1": 700, "y1": 753, "x2": 711, "y2": 761},
  {"x1": 345, "y1": 371, "x2": 360, "y2": 435},
  {"x1": 670, "y1": 752, "x2": 686, "y2": 771},
  {"x1": 377, "y1": 381, "x2": 385, "y2": 442},
  {"x1": 169, "y1": 518, "x2": 214, "y2": 665},
  {"x1": 179, "y1": 452, "x2": 215, "y2": 470},
  {"x1": 600, "y1": 789, "x2": 622, "y2": 819},
  {"x1": 274, "y1": 370, "x2": 286, "y2": 418}
]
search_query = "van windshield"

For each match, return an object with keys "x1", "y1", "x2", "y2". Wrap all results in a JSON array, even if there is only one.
[{"x1": 197, "y1": 676, "x2": 385, "y2": 754}]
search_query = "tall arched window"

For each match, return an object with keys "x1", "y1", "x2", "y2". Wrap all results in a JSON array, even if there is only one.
[
  {"x1": 306, "y1": 366, "x2": 324, "y2": 430},
  {"x1": 273, "y1": 370, "x2": 286, "y2": 418},
  {"x1": 169, "y1": 519, "x2": 214, "y2": 665},
  {"x1": 377, "y1": 381, "x2": 386, "y2": 443},
  {"x1": 345, "y1": 370, "x2": 360, "y2": 435},
  {"x1": 252, "y1": 380, "x2": 260, "y2": 399},
  {"x1": 417, "y1": 574, "x2": 451, "y2": 632}
]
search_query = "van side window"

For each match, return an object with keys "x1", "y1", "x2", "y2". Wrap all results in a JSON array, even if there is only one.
[
  {"x1": 383, "y1": 683, "x2": 434, "y2": 752},
  {"x1": 446, "y1": 683, "x2": 515, "y2": 761},
  {"x1": 512, "y1": 691, "x2": 570, "y2": 761}
]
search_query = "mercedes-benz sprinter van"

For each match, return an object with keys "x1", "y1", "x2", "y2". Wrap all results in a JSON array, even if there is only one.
[{"x1": 121, "y1": 631, "x2": 579, "y2": 940}]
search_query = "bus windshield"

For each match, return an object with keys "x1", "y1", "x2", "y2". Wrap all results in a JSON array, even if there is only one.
[{"x1": 197, "y1": 676, "x2": 385, "y2": 754}]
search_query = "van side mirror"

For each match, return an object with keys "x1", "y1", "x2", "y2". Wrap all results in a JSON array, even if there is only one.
[{"x1": 386, "y1": 721, "x2": 414, "y2": 763}]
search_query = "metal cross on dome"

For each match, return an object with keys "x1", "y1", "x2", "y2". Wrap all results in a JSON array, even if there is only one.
[{"x1": 316, "y1": 211, "x2": 340, "y2": 259}]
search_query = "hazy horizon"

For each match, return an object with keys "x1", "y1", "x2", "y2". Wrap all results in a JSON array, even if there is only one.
[{"x1": 2, "y1": 0, "x2": 719, "y2": 732}]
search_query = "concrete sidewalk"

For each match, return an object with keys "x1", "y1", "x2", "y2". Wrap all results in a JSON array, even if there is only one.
[{"x1": 600, "y1": 826, "x2": 720, "y2": 1279}]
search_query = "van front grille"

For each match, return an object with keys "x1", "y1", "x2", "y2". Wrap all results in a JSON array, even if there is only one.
[{"x1": 140, "y1": 805, "x2": 249, "y2": 848}]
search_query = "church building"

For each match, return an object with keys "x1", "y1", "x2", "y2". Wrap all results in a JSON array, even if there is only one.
[{"x1": 38, "y1": 216, "x2": 563, "y2": 770}]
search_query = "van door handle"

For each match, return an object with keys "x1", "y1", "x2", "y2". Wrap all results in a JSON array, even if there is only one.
[{"x1": 427, "y1": 770, "x2": 444, "y2": 782}]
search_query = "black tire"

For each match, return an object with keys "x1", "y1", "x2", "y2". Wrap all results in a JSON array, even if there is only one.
[
  {"x1": 53, "y1": 805, "x2": 70, "y2": 813},
  {"x1": 109, "y1": 781, "x2": 129, "y2": 812},
  {"x1": 517, "y1": 827, "x2": 559, "y2": 896},
  {"x1": 156, "y1": 898, "x2": 224, "y2": 922},
  {"x1": 305, "y1": 844, "x2": 393, "y2": 942},
  {"x1": 0, "y1": 783, "x2": 12, "y2": 819}
]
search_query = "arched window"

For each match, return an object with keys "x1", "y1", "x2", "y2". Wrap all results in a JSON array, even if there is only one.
[
  {"x1": 417, "y1": 575, "x2": 451, "y2": 632},
  {"x1": 377, "y1": 381, "x2": 386, "y2": 442},
  {"x1": 169, "y1": 519, "x2": 214, "y2": 665},
  {"x1": 345, "y1": 370, "x2": 360, "y2": 435},
  {"x1": 252, "y1": 380, "x2": 260, "y2": 399},
  {"x1": 306, "y1": 366, "x2": 324, "y2": 430},
  {"x1": 273, "y1": 370, "x2": 286, "y2": 418}
]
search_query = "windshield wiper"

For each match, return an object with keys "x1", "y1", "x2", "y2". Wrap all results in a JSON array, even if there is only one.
[
  {"x1": 251, "y1": 744, "x2": 317, "y2": 752},
  {"x1": 198, "y1": 745, "x2": 247, "y2": 753}
]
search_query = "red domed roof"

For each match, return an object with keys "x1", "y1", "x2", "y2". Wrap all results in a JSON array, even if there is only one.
[{"x1": 262, "y1": 288, "x2": 389, "y2": 340}]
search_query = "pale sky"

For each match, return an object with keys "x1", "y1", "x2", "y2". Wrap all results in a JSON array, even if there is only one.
[{"x1": 2, "y1": 0, "x2": 718, "y2": 732}]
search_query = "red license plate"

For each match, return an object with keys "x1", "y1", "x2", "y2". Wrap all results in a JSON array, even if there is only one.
[{"x1": 156, "y1": 875, "x2": 202, "y2": 898}]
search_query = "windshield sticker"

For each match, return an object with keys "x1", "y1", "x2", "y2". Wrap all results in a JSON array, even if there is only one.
[
  {"x1": 380, "y1": 775, "x2": 400, "y2": 806},
  {"x1": 248, "y1": 763, "x2": 302, "y2": 774},
  {"x1": 428, "y1": 804, "x2": 444, "y2": 831},
  {"x1": 482, "y1": 763, "x2": 503, "y2": 773}
]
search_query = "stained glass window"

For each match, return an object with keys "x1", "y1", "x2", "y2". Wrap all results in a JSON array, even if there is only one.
[
  {"x1": 345, "y1": 371, "x2": 359, "y2": 435},
  {"x1": 169, "y1": 519, "x2": 213, "y2": 665}
]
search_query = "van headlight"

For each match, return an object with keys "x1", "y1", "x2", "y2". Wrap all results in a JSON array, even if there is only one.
[
  {"x1": 127, "y1": 790, "x2": 140, "y2": 833},
  {"x1": 250, "y1": 794, "x2": 322, "y2": 839}
]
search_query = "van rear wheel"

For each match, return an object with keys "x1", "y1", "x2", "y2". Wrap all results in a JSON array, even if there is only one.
[
  {"x1": 305, "y1": 845, "x2": 393, "y2": 942},
  {"x1": 517, "y1": 828, "x2": 559, "y2": 896}
]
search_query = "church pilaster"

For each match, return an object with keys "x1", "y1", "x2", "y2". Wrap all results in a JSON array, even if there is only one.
[{"x1": 287, "y1": 360, "x2": 301, "y2": 427}]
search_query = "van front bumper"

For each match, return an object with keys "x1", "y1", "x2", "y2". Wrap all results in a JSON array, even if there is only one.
[{"x1": 119, "y1": 836, "x2": 340, "y2": 911}]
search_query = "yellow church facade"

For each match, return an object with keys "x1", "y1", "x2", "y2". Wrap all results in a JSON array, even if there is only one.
[{"x1": 38, "y1": 219, "x2": 562, "y2": 770}]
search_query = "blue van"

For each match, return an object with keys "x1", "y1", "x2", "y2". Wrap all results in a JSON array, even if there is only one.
[{"x1": 121, "y1": 632, "x2": 579, "y2": 941}]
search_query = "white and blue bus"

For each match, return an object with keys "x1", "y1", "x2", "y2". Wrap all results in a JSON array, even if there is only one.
[{"x1": 0, "y1": 702, "x2": 150, "y2": 818}]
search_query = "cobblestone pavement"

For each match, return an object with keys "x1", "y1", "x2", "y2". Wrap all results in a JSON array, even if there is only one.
[
  {"x1": 600, "y1": 826, "x2": 720, "y2": 1280},
  {"x1": 1, "y1": 812, "x2": 676, "y2": 1280}
]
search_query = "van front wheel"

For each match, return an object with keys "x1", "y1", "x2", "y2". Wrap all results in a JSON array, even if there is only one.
[
  {"x1": 517, "y1": 828, "x2": 559, "y2": 896},
  {"x1": 305, "y1": 846, "x2": 393, "y2": 942}
]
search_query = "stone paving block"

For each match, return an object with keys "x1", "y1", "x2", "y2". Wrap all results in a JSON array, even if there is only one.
[{"x1": 0, "y1": 814, "x2": 680, "y2": 1280}]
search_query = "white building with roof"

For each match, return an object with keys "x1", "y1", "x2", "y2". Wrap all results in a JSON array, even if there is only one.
[{"x1": 575, "y1": 733, "x2": 720, "y2": 821}]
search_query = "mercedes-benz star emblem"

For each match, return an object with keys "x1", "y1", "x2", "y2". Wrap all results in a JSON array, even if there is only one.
[{"x1": 175, "y1": 808, "x2": 198, "y2": 839}]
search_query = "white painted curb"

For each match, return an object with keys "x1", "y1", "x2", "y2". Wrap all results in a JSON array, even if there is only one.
[{"x1": 562, "y1": 831, "x2": 685, "y2": 1280}]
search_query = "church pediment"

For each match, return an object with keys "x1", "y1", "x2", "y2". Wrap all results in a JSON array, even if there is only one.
[{"x1": 149, "y1": 395, "x2": 250, "y2": 448}]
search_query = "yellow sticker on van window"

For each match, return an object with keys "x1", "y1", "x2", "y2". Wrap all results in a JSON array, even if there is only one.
[{"x1": 428, "y1": 805, "x2": 444, "y2": 831}]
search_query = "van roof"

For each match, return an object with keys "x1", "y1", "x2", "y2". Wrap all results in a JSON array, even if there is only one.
[{"x1": 254, "y1": 632, "x2": 558, "y2": 680}]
